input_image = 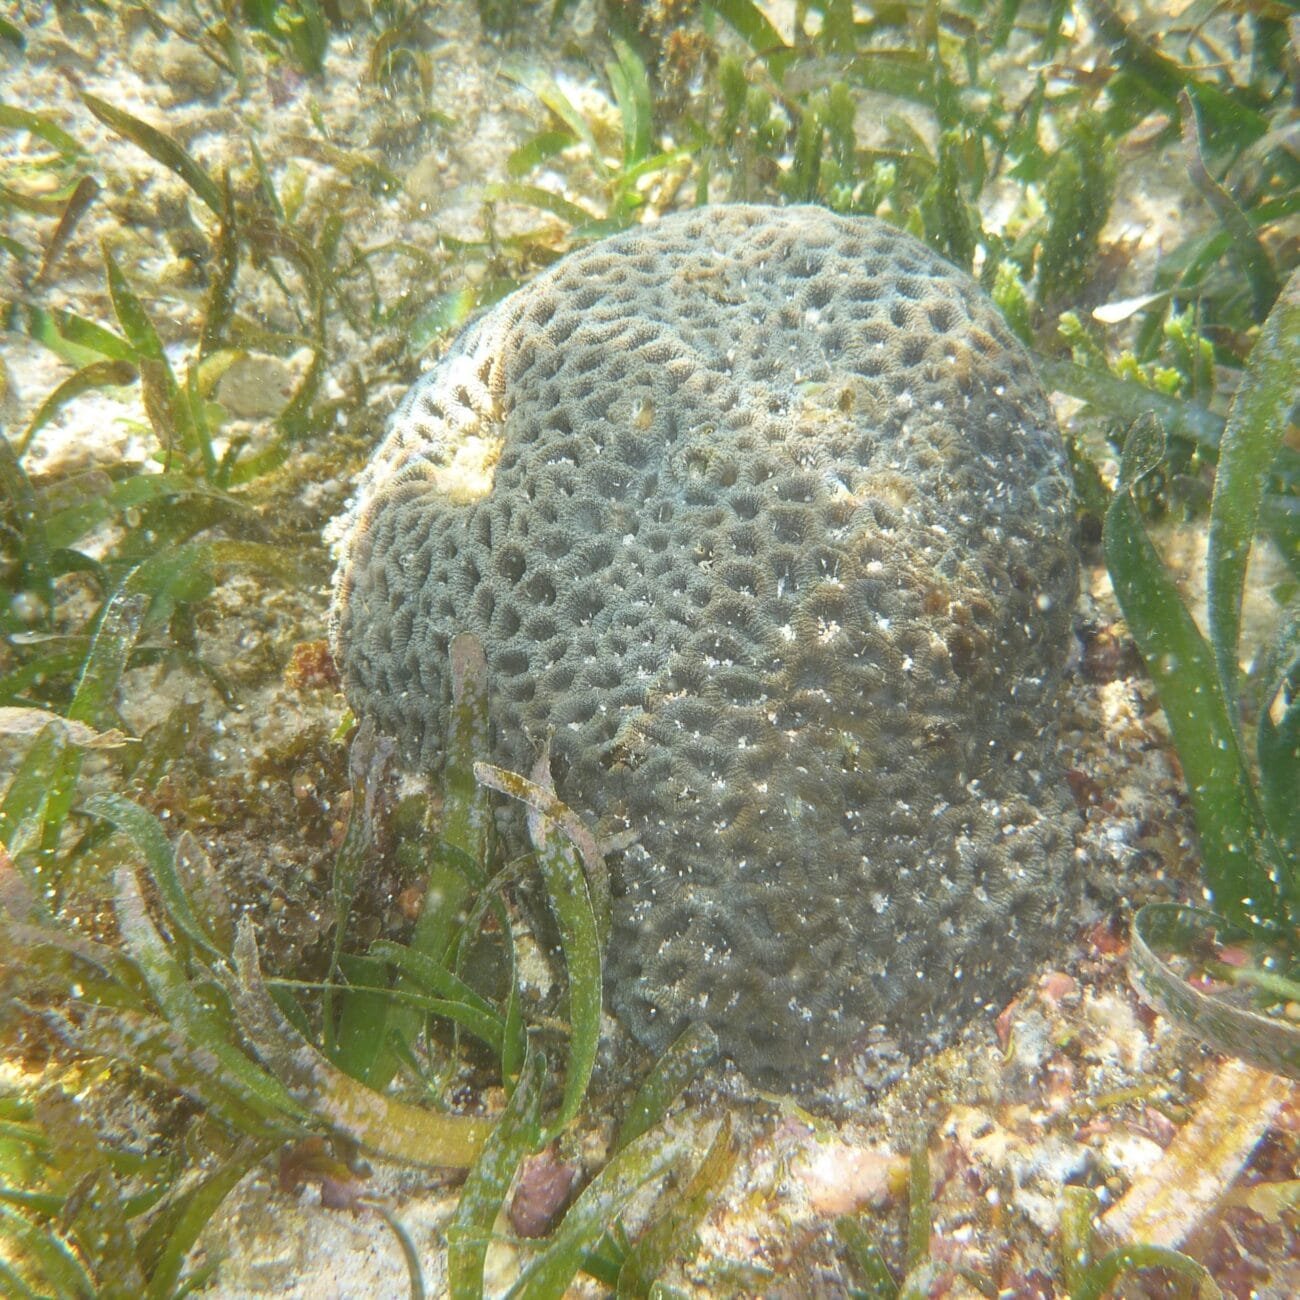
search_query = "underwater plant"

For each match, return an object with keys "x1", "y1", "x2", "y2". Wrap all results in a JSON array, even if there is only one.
[
  {"x1": 2, "y1": 0, "x2": 1298, "y2": 1293},
  {"x1": 0, "y1": 630, "x2": 729, "y2": 1296},
  {"x1": 1105, "y1": 272, "x2": 1300, "y2": 1078}
]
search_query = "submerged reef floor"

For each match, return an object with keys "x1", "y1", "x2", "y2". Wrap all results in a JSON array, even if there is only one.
[{"x1": 2, "y1": 1, "x2": 1296, "y2": 1296}]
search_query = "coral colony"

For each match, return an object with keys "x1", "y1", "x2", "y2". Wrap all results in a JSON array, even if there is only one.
[{"x1": 332, "y1": 206, "x2": 1080, "y2": 1086}]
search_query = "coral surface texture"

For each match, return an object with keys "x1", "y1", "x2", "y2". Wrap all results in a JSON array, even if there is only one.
[{"x1": 331, "y1": 204, "x2": 1081, "y2": 1087}]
